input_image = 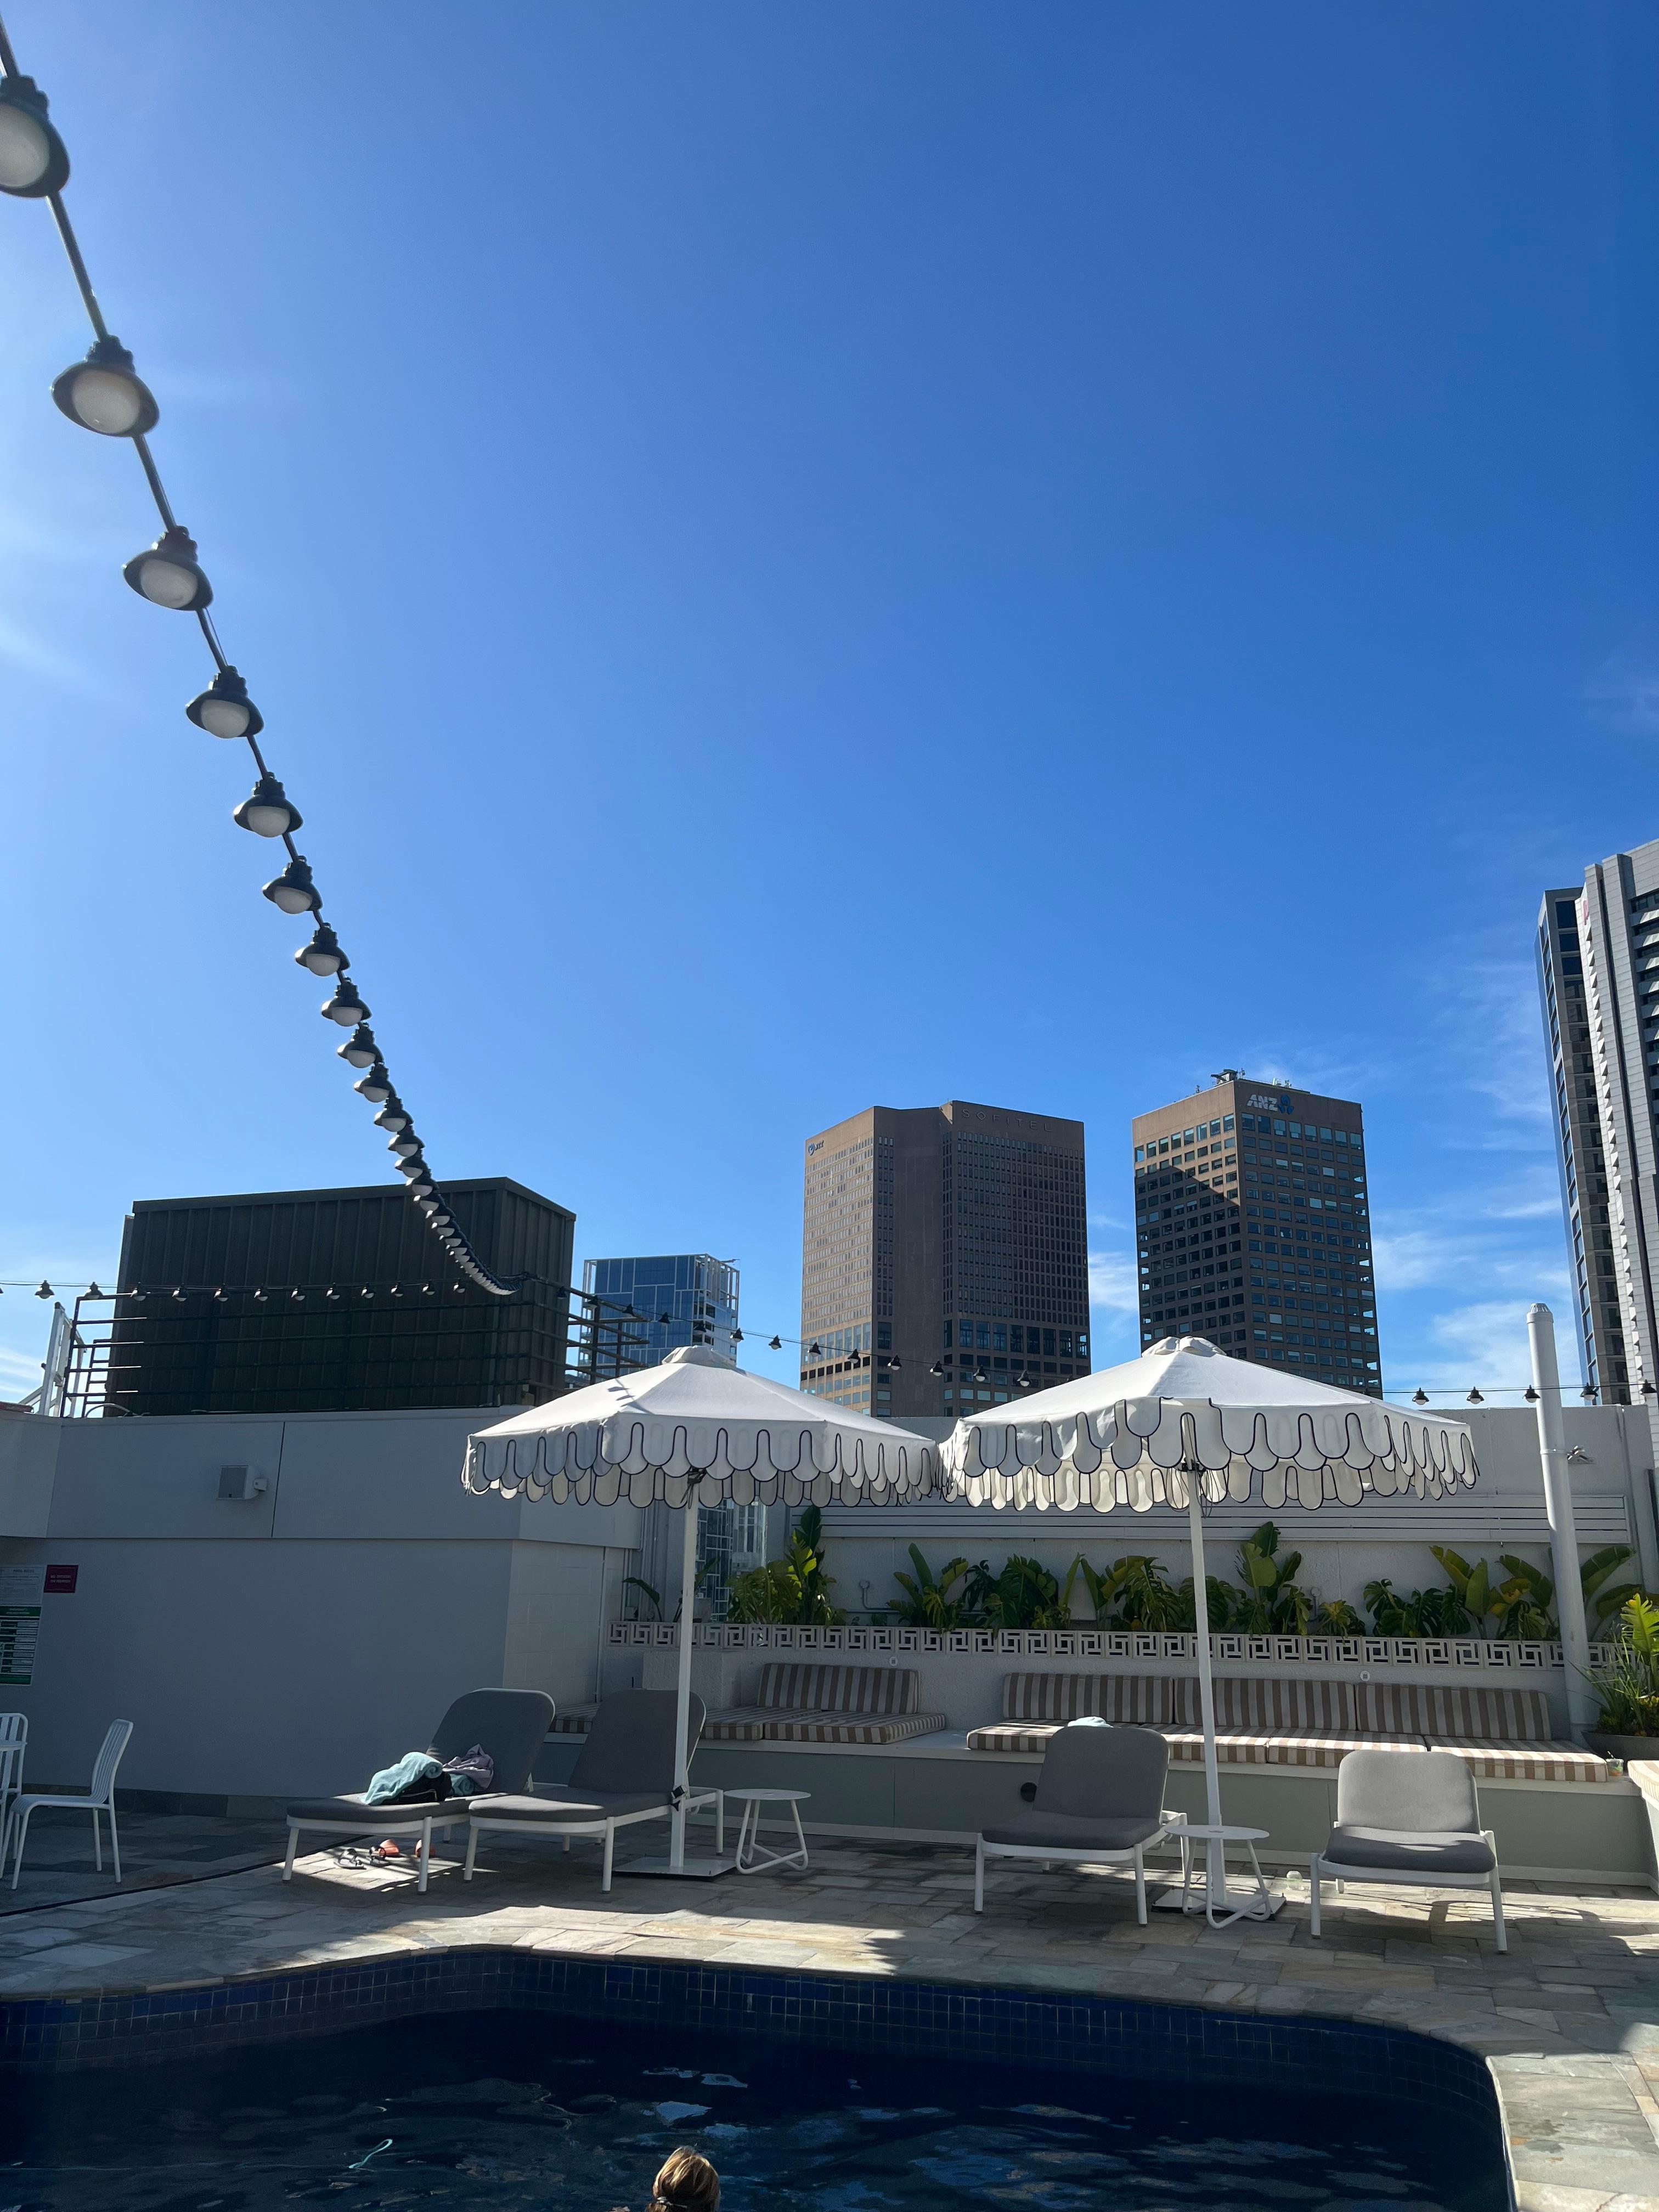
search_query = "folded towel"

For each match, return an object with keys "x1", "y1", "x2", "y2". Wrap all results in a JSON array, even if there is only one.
[
  {"x1": 442, "y1": 1743, "x2": 495, "y2": 1798},
  {"x1": 365, "y1": 1752, "x2": 447, "y2": 1805}
]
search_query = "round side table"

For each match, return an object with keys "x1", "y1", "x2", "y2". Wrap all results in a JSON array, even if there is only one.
[
  {"x1": 1174, "y1": 1824, "x2": 1279, "y2": 1927},
  {"x1": 726, "y1": 1787, "x2": 810, "y2": 1874}
]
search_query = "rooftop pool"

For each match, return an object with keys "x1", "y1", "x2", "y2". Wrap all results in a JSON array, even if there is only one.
[{"x1": 0, "y1": 1954, "x2": 1509, "y2": 2212}]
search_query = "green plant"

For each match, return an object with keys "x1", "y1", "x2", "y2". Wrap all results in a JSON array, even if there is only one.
[
  {"x1": 1177, "y1": 1572, "x2": 1243, "y2": 1631},
  {"x1": 1309, "y1": 1599, "x2": 1364, "y2": 1635},
  {"x1": 967, "y1": 1554, "x2": 1069, "y2": 1631},
  {"x1": 890, "y1": 1546, "x2": 978, "y2": 1629},
  {"x1": 725, "y1": 1504, "x2": 841, "y2": 1626},
  {"x1": 1062, "y1": 1555, "x2": 1113, "y2": 1626},
  {"x1": 1367, "y1": 1575, "x2": 1469, "y2": 1637},
  {"x1": 1487, "y1": 1555, "x2": 1557, "y2": 1640},
  {"x1": 1592, "y1": 1595, "x2": 1659, "y2": 1737},
  {"x1": 623, "y1": 1576, "x2": 662, "y2": 1622},
  {"x1": 1583, "y1": 1545, "x2": 1641, "y2": 1633},
  {"x1": 1063, "y1": 1553, "x2": 1190, "y2": 1631},
  {"x1": 1228, "y1": 1522, "x2": 1319, "y2": 1634}
]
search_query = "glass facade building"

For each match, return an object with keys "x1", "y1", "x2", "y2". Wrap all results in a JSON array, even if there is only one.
[
  {"x1": 1133, "y1": 1078, "x2": 1380, "y2": 1395},
  {"x1": 799, "y1": 1101, "x2": 1089, "y2": 1421},
  {"x1": 1538, "y1": 885, "x2": 1624, "y2": 1399},
  {"x1": 578, "y1": 1254, "x2": 739, "y2": 1378},
  {"x1": 1537, "y1": 844, "x2": 1659, "y2": 1410}
]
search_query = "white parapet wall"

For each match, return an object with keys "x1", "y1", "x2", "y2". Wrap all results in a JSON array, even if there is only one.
[{"x1": 0, "y1": 1403, "x2": 646, "y2": 1803}]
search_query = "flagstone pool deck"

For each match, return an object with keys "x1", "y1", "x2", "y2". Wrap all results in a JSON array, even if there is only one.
[{"x1": 1, "y1": 1824, "x2": 1657, "y2": 2212}]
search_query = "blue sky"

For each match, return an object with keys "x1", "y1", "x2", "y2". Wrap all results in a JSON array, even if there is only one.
[{"x1": 2, "y1": 2, "x2": 1656, "y2": 1406}]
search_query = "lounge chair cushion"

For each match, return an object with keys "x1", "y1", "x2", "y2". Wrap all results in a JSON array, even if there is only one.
[
  {"x1": 285, "y1": 1793, "x2": 469, "y2": 1826},
  {"x1": 469, "y1": 1789, "x2": 667, "y2": 1823},
  {"x1": 1321, "y1": 1822, "x2": 1496, "y2": 1876},
  {"x1": 569, "y1": 1689, "x2": 704, "y2": 1795},
  {"x1": 429, "y1": 1689, "x2": 557, "y2": 1791},
  {"x1": 286, "y1": 1688, "x2": 557, "y2": 1826},
  {"x1": 981, "y1": 1808, "x2": 1168, "y2": 1853}
]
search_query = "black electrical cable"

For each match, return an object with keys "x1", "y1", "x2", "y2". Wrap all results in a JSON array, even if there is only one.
[{"x1": 0, "y1": 12, "x2": 514, "y2": 1295}]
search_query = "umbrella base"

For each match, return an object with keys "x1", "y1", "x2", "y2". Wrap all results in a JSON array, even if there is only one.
[
  {"x1": 615, "y1": 1854, "x2": 737, "y2": 1881},
  {"x1": 1152, "y1": 1880, "x2": 1284, "y2": 1923}
]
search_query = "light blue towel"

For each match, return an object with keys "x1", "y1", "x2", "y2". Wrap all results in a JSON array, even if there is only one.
[{"x1": 364, "y1": 1751, "x2": 443, "y2": 1805}]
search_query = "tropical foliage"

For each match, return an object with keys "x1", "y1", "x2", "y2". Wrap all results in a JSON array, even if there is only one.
[
  {"x1": 726, "y1": 1504, "x2": 843, "y2": 1625},
  {"x1": 882, "y1": 1534, "x2": 1647, "y2": 1642},
  {"x1": 1592, "y1": 1594, "x2": 1659, "y2": 1736}
]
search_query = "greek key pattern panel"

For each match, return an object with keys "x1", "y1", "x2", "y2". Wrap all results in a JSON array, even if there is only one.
[{"x1": 607, "y1": 1622, "x2": 1605, "y2": 1671}]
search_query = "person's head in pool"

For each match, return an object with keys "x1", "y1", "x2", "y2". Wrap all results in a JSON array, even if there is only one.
[{"x1": 650, "y1": 2147, "x2": 720, "y2": 2212}]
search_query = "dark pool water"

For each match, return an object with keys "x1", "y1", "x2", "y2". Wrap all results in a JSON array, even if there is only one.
[{"x1": 0, "y1": 2007, "x2": 1505, "y2": 2212}]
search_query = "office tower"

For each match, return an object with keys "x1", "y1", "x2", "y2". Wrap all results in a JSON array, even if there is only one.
[
  {"x1": 578, "y1": 1254, "x2": 740, "y2": 1378},
  {"x1": 1132, "y1": 1076, "x2": 1380, "y2": 1396},
  {"x1": 109, "y1": 1178, "x2": 573, "y2": 1415},
  {"x1": 1537, "y1": 888, "x2": 1626, "y2": 1399},
  {"x1": 1538, "y1": 843, "x2": 1659, "y2": 1407},
  {"x1": 798, "y1": 1101, "x2": 1089, "y2": 1421}
]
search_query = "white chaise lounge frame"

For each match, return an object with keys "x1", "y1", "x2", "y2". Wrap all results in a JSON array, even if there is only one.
[
  {"x1": 1310, "y1": 1828, "x2": 1506, "y2": 1952},
  {"x1": 464, "y1": 1786, "x2": 725, "y2": 1893},
  {"x1": 975, "y1": 1813, "x2": 1185, "y2": 1924}
]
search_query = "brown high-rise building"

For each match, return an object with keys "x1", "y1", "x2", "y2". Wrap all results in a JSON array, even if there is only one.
[
  {"x1": 798, "y1": 1101, "x2": 1090, "y2": 1423},
  {"x1": 1132, "y1": 1076, "x2": 1380, "y2": 1396}
]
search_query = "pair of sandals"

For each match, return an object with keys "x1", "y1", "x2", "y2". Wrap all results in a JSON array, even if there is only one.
[{"x1": 334, "y1": 1839, "x2": 405, "y2": 1869}]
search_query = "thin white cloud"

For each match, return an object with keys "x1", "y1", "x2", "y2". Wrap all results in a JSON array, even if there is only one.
[
  {"x1": 0, "y1": 1347, "x2": 43, "y2": 1393},
  {"x1": 1414, "y1": 1300, "x2": 1548, "y2": 1395},
  {"x1": 1088, "y1": 1249, "x2": 1140, "y2": 1314}
]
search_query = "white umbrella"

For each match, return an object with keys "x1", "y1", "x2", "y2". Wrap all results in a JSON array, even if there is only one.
[
  {"x1": 941, "y1": 1334, "x2": 1477, "y2": 1914},
  {"x1": 464, "y1": 1345, "x2": 936, "y2": 1875}
]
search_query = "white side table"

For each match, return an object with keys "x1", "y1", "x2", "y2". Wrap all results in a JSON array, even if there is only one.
[
  {"x1": 726, "y1": 1788, "x2": 810, "y2": 1874},
  {"x1": 1173, "y1": 1824, "x2": 1279, "y2": 1927}
]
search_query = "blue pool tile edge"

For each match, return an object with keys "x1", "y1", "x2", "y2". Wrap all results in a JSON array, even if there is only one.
[{"x1": 0, "y1": 1943, "x2": 1502, "y2": 2147}]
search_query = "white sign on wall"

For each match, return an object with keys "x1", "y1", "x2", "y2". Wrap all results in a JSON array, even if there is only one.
[{"x1": 0, "y1": 1565, "x2": 45, "y2": 1686}]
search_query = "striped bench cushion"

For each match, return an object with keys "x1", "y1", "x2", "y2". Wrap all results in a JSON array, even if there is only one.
[
  {"x1": 756, "y1": 1664, "x2": 918, "y2": 1714},
  {"x1": 775, "y1": 1712, "x2": 949, "y2": 1746},
  {"x1": 967, "y1": 1723, "x2": 1064, "y2": 1754},
  {"x1": 1164, "y1": 1730, "x2": 1426, "y2": 1771},
  {"x1": 1417, "y1": 1686, "x2": 1555, "y2": 1742},
  {"x1": 1430, "y1": 1737, "x2": 1610, "y2": 1784},
  {"x1": 1351, "y1": 1682, "x2": 1556, "y2": 1739},
  {"x1": 1203, "y1": 1678, "x2": 1357, "y2": 1731},
  {"x1": 702, "y1": 1707, "x2": 807, "y2": 1742},
  {"x1": 549, "y1": 1706, "x2": 595, "y2": 1735},
  {"x1": 1001, "y1": 1674, "x2": 1177, "y2": 1725}
]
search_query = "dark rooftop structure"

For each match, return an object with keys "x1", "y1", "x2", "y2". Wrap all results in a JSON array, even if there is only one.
[{"x1": 108, "y1": 1178, "x2": 573, "y2": 1416}]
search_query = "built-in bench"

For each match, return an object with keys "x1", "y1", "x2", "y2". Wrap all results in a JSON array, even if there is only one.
[
  {"x1": 965, "y1": 1673, "x2": 1610, "y2": 1784},
  {"x1": 703, "y1": 1663, "x2": 947, "y2": 1746}
]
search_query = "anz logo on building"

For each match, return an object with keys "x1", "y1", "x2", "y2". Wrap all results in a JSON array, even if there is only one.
[{"x1": 1245, "y1": 1092, "x2": 1294, "y2": 1112}]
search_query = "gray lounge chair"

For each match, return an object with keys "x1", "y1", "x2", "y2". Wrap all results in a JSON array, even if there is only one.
[
  {"x1": 464, "y1": 1688, "x2": 723, "y2": 1891},
  {"x1": 284, "y1": 1688, "x2": 555, "y2": 1894},
  {"x1": 1309, "y1": 1746, "x2": 1505, "y2": 1951},
  {"x1": 974, "y1": 1720, "x2": 1183, "y2": 1923}
]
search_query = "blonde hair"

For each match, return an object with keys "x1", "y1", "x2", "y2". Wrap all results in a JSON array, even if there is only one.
[{"x1": 650, "y1": 2148, "x2": 720, "y2": 2212}]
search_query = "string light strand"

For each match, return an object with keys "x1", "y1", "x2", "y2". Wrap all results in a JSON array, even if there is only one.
[{"x1": 0, "y1": 16, "x2": 512, "y2": 1298}]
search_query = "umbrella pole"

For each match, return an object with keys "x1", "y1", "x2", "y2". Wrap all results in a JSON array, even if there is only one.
[
  {"x1": 1185, "y1": 1470, "x2": 1225, "y2": 1906},
  {"x1": 670, "y1": 1492, "x2": 698, "y2": 1874}
]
